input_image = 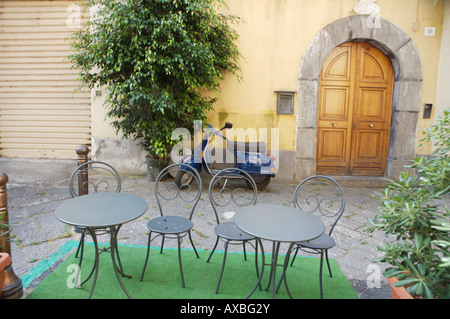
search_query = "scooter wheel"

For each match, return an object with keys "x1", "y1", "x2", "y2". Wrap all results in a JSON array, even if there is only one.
[
  {"x1": 247, "y1": 175, "x2": 271, "y2": 191},
  {"x1": 174, "y1": 170, "x2": 194, "y2": 187}
]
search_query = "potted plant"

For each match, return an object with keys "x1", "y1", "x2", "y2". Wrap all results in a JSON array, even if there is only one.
[
  {"x1": 68, "y1": 0, "x2": 242, "y2": 180},
  {"x1": 365, "y1": 109, "x2": 450, "y2": 299}
]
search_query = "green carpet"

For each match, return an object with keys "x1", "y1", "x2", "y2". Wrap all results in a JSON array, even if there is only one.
[{"x1": 26, "y1": 240, "x2": 357, "y2": 299}]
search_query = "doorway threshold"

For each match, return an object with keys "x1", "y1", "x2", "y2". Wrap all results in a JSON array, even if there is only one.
[{"x1": 329, "y1": 176, "x2": 391, "y2": 188}]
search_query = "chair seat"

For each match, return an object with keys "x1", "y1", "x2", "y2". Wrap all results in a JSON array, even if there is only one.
[
  {"x1": 215, "y1": 222, "x2": 255, "y2": 241},
  {"x1": 296, "y1": 233, "x2": 335, "y2": 250},
  {"x1": 147, "y1": 216, "x2": 193, "y2": 234}
]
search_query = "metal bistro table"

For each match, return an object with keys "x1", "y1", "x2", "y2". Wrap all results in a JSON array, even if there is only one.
[
  {"x1": 55, "y1": 192, "x2": 148, "y2": 299},
  {"x1": 234, "y1": 204, "x2": 325, "y2": 299}
]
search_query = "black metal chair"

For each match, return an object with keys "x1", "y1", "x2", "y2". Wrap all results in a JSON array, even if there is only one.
[
  {"x1": 206, "y1": 167, "x2": 261, "y2": 294},
  {"x1": 68, "y1": 161, "x2": 122, "y2": 268},
  {"x1": 286, "y1": 175, "x2": 345, "y2": 299},
  {"x1": 140, "y1": 163, "x2": 202, "y2": 288}
]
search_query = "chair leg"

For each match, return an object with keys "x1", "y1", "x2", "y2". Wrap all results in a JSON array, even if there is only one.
[
  {"x1": 140, "y1": 232, "x2": 152, "y2": 282},
  {"x1": 188, "y1": 230, "x2": 199, "y2": 258},
  {"x1": 216, "y1": 240, "x2": 229, "y2": 294},
  {"x1": 177, "y1": 235, "x2": 186, "y2": 288},
  {"x1": 207, "y1": 236, "x2": 220, "y2": 263},
  {"x1": 160, "y1": 234, "x2": 165, "y2": 254},
  {"x1": 319, "y1": 250, "x2": 324, "y2": 299},
  {"x1": 290, "y1": 246, "x2": 299, "y2": 266},
  {"x1": 325, "y1": 249, "x2": 332, "y2": 277}
]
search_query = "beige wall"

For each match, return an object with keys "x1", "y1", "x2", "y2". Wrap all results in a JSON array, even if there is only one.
[{"x1": 435, "y1": 0, "x2": 450, "y2": 147}]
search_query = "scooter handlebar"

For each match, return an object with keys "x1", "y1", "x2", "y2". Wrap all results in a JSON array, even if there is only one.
[{"x1": 205, "y1": 123, "x2": 231, "y2": 141}]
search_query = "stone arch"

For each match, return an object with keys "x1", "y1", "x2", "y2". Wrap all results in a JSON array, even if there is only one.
[{"x1": 295, "y1": 15, "x2": 423, "y2": 180}]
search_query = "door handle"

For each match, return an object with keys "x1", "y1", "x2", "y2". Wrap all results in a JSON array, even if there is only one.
[
  {"x1": 332, "y1": 122, "x2": 337, "y2": 127},
  {"x1": 369, "y1": 123, "x2": 374, "y2": 128}
]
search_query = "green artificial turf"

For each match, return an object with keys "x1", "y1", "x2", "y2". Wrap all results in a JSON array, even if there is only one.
[{"x1": 26, "y1": 241, "x2": 357, "y2": 299}]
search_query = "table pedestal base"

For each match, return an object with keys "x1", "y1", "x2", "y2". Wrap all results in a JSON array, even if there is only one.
[
  {"x1": 245, "y1": 241, "x2": 296, "y2": 299},
  {"x1": 75, "y1": 226, "x2": 132, "y2": 299}
]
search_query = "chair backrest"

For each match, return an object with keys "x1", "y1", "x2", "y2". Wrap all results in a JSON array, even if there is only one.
[
  {"x1": 69, "y1": 161, "x2": 121, "y2": 197},
  {"x1": 154, "y1": 163, "x2": 202, "y2": 220},
  {"x1": 293, "y1": 175, "x2": 345, "y2": 236},
  {"x1": 208, "y1": 168, "x2": 257, "y2": 224}
]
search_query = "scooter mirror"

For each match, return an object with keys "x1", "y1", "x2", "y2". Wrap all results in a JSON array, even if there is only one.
[{"x1": 221, "y1": 122, "x2": 233, "y2": 130}]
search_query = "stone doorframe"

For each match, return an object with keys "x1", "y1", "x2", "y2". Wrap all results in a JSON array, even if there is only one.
[{"x1": 295, "y1": 15, "x2": 423, "y2": 181}]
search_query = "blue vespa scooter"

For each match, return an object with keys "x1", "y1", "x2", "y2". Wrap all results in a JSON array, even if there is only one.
[{"x1": 174, "y1": 122, "x2": 277, "y2": 190}]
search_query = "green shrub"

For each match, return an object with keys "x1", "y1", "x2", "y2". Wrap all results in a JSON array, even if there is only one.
[
  {"x1": 366, "y1": 109, "x2": 450, "y2": 299},
  {"x1": 68, "y1": 0, "x2": 242, "y2": 160}
]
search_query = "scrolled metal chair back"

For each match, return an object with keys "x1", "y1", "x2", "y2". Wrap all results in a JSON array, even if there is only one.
[
  {"x1": 154, "y1": 163, "x2": 202, "y2": 220},
  {"x1": 208, "y1": 168, "x2": 257, "y2": 224},
  {"x1": 69, "y1": 161, "x2": 121, "y2": 197},
  {"x1": 293, "y1": 175, "x2": 345, "y2": 236}
]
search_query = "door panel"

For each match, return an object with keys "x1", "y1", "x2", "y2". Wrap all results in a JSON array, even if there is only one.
[
  {"x1": 323, "y1": 50, "x2": 352, "y2": 81},
  {"x1": 320, "y1": 87, "x2": 350, "y2": 119},
  {"x1": 360, "y1": 53, "x2": 385, "y2": 81},
  {"x1": 317, "y1": 42, "x2": 394, "y2": 176},
  {"x1": 350, "y1": 43, "x2": 393, "y2": 176},
  {"x1": 318, "y1": 129, "x2": 347, "y2": 159},
  {"x1": 359, "y1": 89, "x2": 385, "y2": 119}
]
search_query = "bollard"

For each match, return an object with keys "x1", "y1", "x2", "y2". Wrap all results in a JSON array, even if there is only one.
[
  {"x1": 0, "y1": 173, "x2": 23, "y2": 299},
  {"x1": 76, "y1": 146, "x2": 90, "y2": 196},
  {"x1": 0, "y1": 174, "x2": 11, "y2": 255},
  {"x1": 74, "y1": 146, "x2": 90, "y2": 233}
]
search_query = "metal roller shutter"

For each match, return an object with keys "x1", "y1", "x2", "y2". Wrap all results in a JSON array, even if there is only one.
[{"x1": 0, "y1": 0, "x2": 91, "y2": 159}]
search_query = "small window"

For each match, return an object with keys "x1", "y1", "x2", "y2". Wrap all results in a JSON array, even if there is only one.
[{"x1": 276, "y1": 91, "x2": 295, "y2": 115}]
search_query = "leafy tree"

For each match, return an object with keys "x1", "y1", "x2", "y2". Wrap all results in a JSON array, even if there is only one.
[{"x1": 69, "y1": 0, "x2": 242, "y2": 160}]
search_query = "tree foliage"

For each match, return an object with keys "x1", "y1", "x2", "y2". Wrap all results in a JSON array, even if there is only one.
[{"x1": 69, "y1": 0, "x2": 242, "y2": 159}]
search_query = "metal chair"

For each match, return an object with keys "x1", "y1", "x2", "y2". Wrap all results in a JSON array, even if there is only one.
[
  {"x1": 68, "y1": 161, "x2": 122, "y2": 270},
  {"x1": 287, "y1": 175, "x2": 345, "y2": 299},
  {"x1": 140, "y1": 163, "x2": 202, "y2": 288},
  {"x1": 206, "y1": 167, "x2": 261, "y2": 294}
]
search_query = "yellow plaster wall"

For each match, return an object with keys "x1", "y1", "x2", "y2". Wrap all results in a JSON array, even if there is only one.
[
  {"x1": 91, "y1": 0, "x2": 446, "y2": 155},
  {"x1": 208, "y1": 0, "x2": 445, "y2": 153}
]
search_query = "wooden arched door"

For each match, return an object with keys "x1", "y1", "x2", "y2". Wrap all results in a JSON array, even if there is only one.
[{"x1": 316, "y1": 42, "x2": 394, "y2": 176}]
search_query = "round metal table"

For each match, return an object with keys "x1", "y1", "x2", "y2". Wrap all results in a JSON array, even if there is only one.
[
  {"x1": 55, "y1": 192, "x2": 148, "y2": 299},
  {"x1": 234, "y1": 204, "x2": 325, "y2": 299}
]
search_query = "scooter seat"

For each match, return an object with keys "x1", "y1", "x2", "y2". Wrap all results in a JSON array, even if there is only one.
[{"x1": 227, "y1": 141, "x2": 267, "y2": 153}]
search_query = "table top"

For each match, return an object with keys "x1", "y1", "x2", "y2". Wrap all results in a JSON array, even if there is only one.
[
  {"x1": 55, "y1": 193, "x2": 148, "y2": 228},
  {"x1": 233, "y1": 204, "x2": 325, "y2": 243}
]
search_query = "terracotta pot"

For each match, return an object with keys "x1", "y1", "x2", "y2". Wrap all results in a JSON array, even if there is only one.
[
  {"x1": 0, "y1": 252, "x2": 11, "y2": 298},
  {"x1": 386, "y1": 276, "x2": 414, "y2": 299}
]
